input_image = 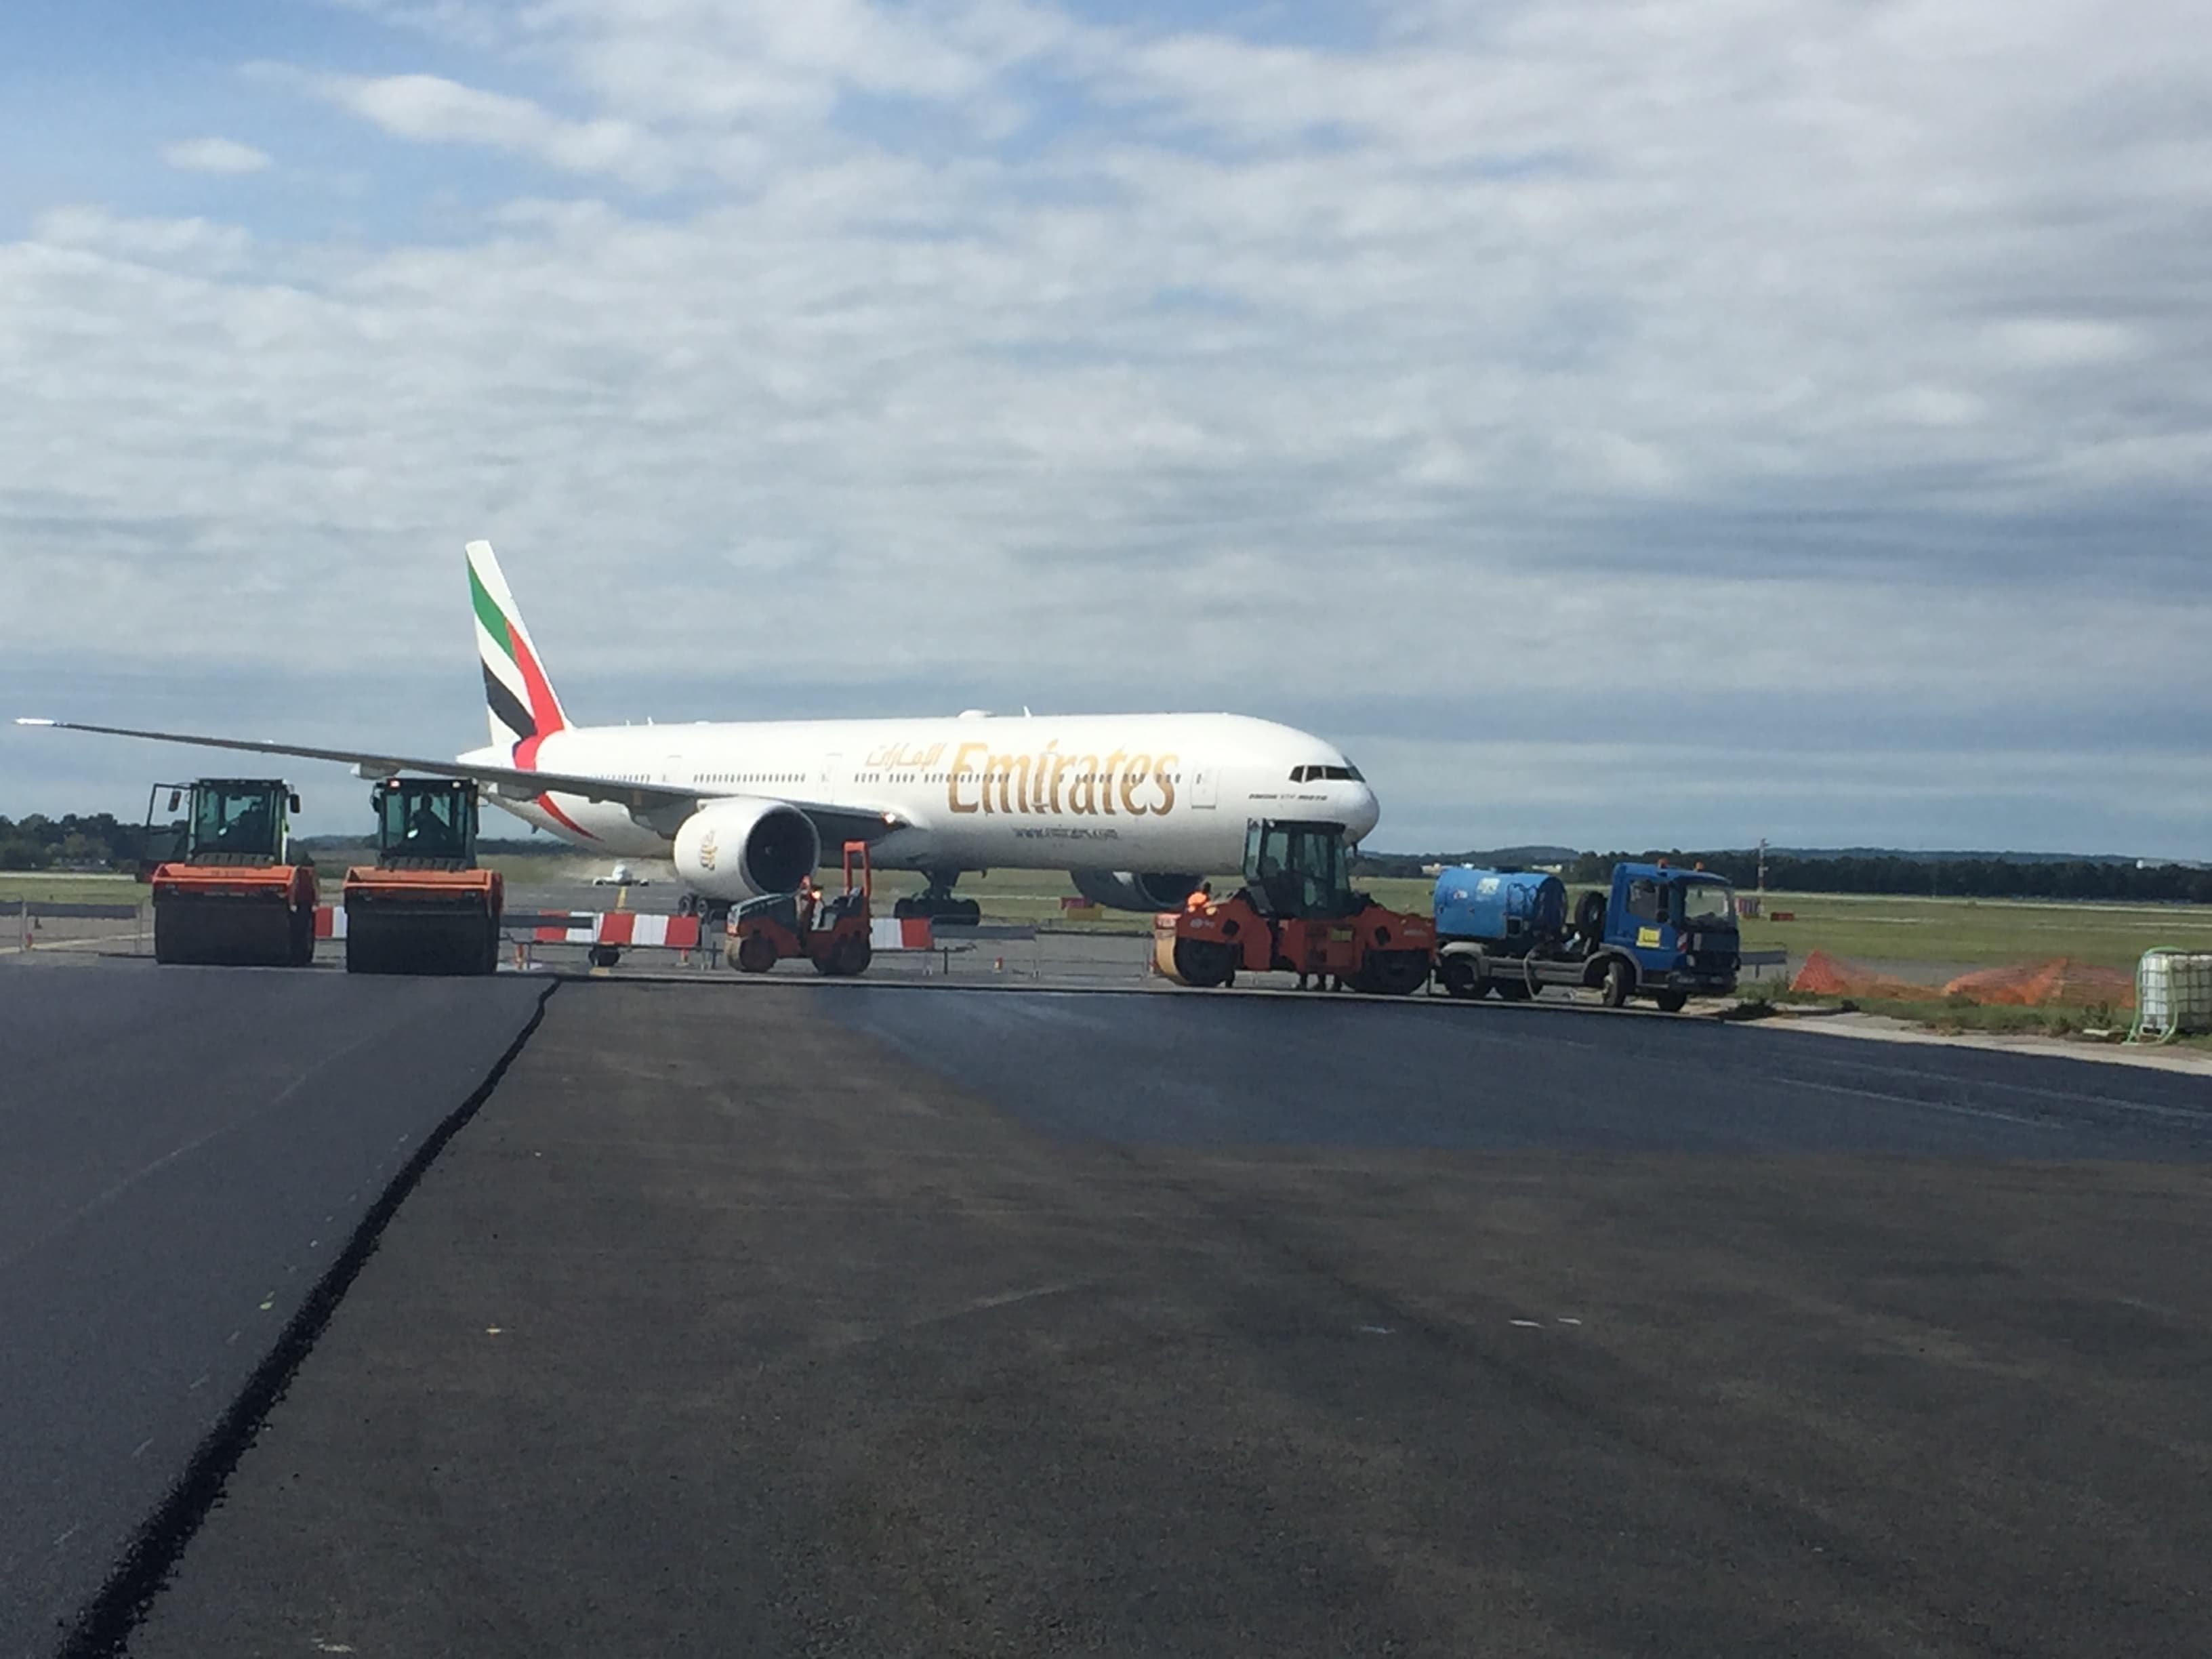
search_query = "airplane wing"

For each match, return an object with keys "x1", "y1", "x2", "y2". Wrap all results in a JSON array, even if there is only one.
[{"x1": 14, "y1": 717, "x2": 907, "y2": 844}]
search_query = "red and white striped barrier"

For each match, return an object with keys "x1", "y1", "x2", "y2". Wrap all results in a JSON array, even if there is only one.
[
  {"x1": 314, "y1": 906, "x2": 703, "y2": 949},
  {"x1": 314, "y1": 906, "x2": 933, "y2": 959},
  {"x1": 573, "y1": 912, "x2": 701, "y2": 949},
  {"x1": 872, "y1": 916, "x2": 935, "y2": 951}
]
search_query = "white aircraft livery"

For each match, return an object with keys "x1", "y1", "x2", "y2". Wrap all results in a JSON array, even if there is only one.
[{"x1": 20, "y1": 541, "x2": 1382, "y2": 916}]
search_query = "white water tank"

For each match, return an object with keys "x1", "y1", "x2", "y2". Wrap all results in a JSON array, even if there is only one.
[{"x1": 2135, "y1": 949, "x2": 2212, "y2": 1041}]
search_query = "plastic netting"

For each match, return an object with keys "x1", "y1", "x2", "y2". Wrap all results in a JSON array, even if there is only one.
[{"x1": 1789, "y1": 949, "x2": 2136, "y2": 1008}]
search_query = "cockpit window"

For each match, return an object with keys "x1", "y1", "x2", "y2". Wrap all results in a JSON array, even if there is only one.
[{"x1": 1292, "y1": 763, "x2": 1364, "y2": 784}]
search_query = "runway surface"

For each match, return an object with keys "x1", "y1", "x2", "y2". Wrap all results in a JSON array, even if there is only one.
[
  {"x1": 830, "y1": 985, "x2": 2212, "y2": 1155},
  {"x1": 114, "y1": 980, "x2": 2212, "y2": 1658},
  {"x1": 0, "y1": 964, "x2": 546, "y2": 1659}
]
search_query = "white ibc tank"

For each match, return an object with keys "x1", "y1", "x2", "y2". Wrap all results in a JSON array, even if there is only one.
[{"x1": 2134, "y1": 949, "x2": 2212, "y2": 1041}]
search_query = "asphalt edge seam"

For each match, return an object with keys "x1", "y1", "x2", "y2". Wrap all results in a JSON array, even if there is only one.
[{"x1": 57, "y1": 981, "x2": 560, "y2": 1659}]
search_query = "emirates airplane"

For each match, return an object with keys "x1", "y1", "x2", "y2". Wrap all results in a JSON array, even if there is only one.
[{"x1": 21, "y1": 542, "x2": 1382, "y2": 920}]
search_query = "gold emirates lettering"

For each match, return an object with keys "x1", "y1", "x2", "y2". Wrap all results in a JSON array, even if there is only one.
[{"x1": 947, "y1": 741, "x2": 1179, "y2": 817}]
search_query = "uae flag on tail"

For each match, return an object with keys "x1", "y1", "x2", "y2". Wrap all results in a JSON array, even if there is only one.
[{"x1": 467, "y1": 539, "x2": 571, "y2": 766}]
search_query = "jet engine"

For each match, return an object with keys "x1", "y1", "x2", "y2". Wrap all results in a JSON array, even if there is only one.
[
  {"x1": 673, "y1": 798, "x2": 821, "y2": 902},
  {"x1": 1069, "y1": 869, "x2": 1202, "y2": 912}
]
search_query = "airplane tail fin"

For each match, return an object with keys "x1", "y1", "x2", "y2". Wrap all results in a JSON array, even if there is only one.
[{"x1": 466, "y1": 539, "x2": 571, "y2": 762}]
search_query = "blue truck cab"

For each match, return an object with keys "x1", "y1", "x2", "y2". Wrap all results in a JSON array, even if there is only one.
[
  {"x1": 1599, "y1": 862, "x2": 1740, "y2": 1008},
  {"x1": 1433, "y1": 860, "x2": 1739, "y2": 1011}
]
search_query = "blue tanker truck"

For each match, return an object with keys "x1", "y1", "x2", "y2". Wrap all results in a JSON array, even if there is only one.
[{"x1": 1431, "y1": 861, "x2": 1740, "y2": 1011}]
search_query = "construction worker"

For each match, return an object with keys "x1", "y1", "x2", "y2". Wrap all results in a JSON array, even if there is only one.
[
  {"x1": 796, "y1": 876, "x2": 819, "y2": 932},
  {"x1": 1184, "y1": 880, "x2": 1211, "y2": 913}
]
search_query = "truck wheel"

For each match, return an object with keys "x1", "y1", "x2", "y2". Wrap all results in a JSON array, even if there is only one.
[
  {"x1": 817, "y1": 933, "x2": 872, "y2": 977},
  {"x1": 735, "y1": 933, "x2": 777, "y2": 974},
  {"x1": 1602, "y1": 958, "x2": 1634, "y2": 1008},
  {"x1": 1494, "y1": 978, "x2": 1532, "y2": 1002},
  {"x1": 289, "y1": 906, "x2": 316, "y2": 966},
  {"x1": 588, "y1": 943, "x2": 621, "y2": 969},
  {"x1": 1575, "y1": 889, "x2": 1607, "y2": 941},
  {"x1": 1438, "y1": 956, "x2": 1487, "y2": 1000},
  {"x1": 1654, "y1": 989, "x2": 1688, "y2": 1013}
]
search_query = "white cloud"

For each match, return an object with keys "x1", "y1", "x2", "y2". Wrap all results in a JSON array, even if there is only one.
[
  {"x1": 306, "y1": 72, "x2": 676, "y2": 186},
  {"x1": 4, "y1": 0, "x2": 2211, "y2": 850},
  {"x1": 161, "y1": 137, "x2": 273, "y2": 174}
]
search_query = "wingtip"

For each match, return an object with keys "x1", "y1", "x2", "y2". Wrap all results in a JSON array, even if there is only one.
[{"x1": 14, "y1": 716, "x2": 55, "y2": 726}]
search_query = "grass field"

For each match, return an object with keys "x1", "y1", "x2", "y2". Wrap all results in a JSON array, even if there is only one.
[
  {"x1": 1731, "y1": 889, "x2": 2212, "y2": 975},
  {"x1": 0, "y1": 872, "x2": 150, "y2": 906}
]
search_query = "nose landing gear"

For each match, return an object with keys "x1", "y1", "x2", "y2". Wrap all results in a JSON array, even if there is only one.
[{"x1": 892, "y1": 868, "x2": 981, "y2": 926}]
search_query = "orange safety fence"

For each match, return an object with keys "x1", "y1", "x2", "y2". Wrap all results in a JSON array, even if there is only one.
[
  {"x1": 1942, "y1": 959, "x2": 2135, "y2": 1008},
  {"x1": 1789, "y1": 949, "x2": 2136, "y2": 1008},
  {"x1": 1789, "y1": 951, "x2": 1938, "y2": 1000}
]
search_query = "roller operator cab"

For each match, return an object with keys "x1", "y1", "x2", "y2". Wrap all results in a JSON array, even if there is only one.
[
  {"x1": 1164, "y1": 819, "x2": 1434, "y2": 995},
  {"x1": 1434, "y1": 861, "x2": 1739, "y2": 1012},
  {"x1": 342, "y1": 778, "x2": 504, "y2": 976},
  {"x1": 142, "y1": 779, "x2": 319, "y2": 967}
]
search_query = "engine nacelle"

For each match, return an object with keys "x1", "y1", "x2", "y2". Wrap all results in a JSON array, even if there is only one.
[
  {"x1": 1070, "y1": 869, "x2": 1202, "y2": 912},
  {"x1": 673, "y1": 798, "x2": 821, "y2": 902}
]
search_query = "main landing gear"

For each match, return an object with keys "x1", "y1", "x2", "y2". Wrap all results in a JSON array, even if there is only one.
[{"x1": 893, "y1": 868, "x2": 981, "y2": 926}]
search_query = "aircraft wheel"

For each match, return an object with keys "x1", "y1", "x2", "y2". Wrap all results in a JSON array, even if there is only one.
[
  {"x1": 1602, "y1": 958, "x2": 1635, "y2": 1008},
  {"x1": 1494, "y1": 978, "x2": 1532, "y2": 1002},
  {"x1": 587, "y1": 943, "x2": 622, "y2": 969},
  {"x1": 735, "y1": 933, "x2": 777, "y2": 975}
]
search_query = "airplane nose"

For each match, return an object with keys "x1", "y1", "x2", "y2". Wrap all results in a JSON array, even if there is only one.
[{"x1": 1348, "y1": 783, "x2": 1380, "y2": 842}]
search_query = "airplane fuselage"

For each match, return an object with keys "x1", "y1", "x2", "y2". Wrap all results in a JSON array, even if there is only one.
[{"x1": 464, "y1": 711, "x2": 1380, "y2": 874}]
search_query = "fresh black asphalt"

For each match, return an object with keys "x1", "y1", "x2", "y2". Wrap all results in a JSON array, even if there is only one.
[
  {"x1": 829, "y1": 986, "x2": 2212, "y2": 1157},
  {"x1": 106, "y1": 980, "x2": 2212, "y2": 1658},
  {"x1": 0, "y1": 963, "x2": 546, "y2": 1659}
]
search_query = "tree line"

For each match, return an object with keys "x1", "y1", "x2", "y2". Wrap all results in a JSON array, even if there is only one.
[
  {"x1": 1357, "y1": 846, "x2": 2212, "y2": 904},
  {"x1": 0, "y1": 812, "x2": 146, "y2": 871}
]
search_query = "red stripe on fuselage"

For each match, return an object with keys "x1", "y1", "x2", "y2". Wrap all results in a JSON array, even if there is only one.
[
  {"x1": 535, "y1": 792, "x2": 596, "y2": 841},
  {"x1": 507, "y1": 729, "x2": 596, "y2": 844}
]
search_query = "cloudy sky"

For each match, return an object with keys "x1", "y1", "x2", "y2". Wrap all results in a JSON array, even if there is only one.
[{"x1": 3, "y1": 0, "x2": 2208, "y2": 855}]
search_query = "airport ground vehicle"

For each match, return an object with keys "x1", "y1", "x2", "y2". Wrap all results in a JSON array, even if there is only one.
[
  {"x1": 727, "y1": 840, "x2": 876, "y2": 977},
  {"x1": 1164, "y1": 819, "x2": 1434, "y2": 995},
  {"x1": 142, "y1": 779, "x2": 319, "y2": 966},
  {"x1": 343, "y1": 778, "x2": 504, "y2": 975},
  {"x1": 1433, "y1": 861, "x2": 1739, "y2": 1011}
]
